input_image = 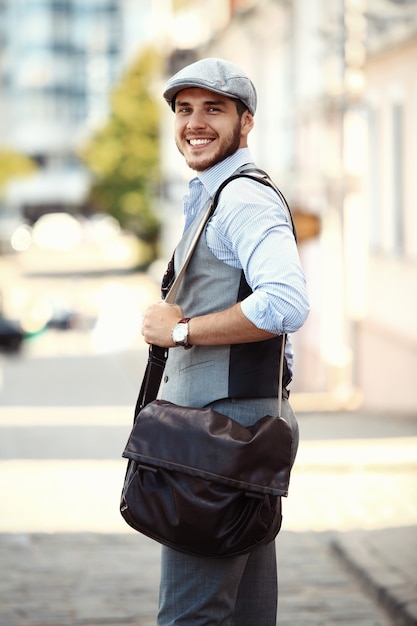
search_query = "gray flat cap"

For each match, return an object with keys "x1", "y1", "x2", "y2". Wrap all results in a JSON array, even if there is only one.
[{"x1": 163, "y1": 58, "x2": 257, "y2": 115}]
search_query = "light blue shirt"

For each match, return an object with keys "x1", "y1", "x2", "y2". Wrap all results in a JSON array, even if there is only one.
[{"x1": 182, "y1": 148, "x2": 310, "y2": 369}]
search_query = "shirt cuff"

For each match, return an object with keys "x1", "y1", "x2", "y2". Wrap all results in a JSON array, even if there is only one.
[{"x1": 240, "y1": 292, "x2": 284, "y2": 335}]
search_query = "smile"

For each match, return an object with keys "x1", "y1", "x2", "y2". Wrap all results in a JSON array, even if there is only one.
[{"x1": 188, "y1": 138, "x2": 214, "y2": 146}]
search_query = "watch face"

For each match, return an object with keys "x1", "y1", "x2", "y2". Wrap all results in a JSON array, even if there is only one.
[{"x1": 173, "y1": 323, "x2": 187, "y2": 344}]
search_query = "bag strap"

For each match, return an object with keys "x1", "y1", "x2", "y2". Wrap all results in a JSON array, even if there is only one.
[
  {"x1": 165, "y1": 166, "x2": 296, "y2": 302},
  {"x1": 229, "y1": 165, "x2": 297, "y2": 242},
  {"x1": 164, "y1": 200, "x2": 215, "y2": 305},
  {"x1": 134, "y1": 168, "x2": 293, "y2": 419}
]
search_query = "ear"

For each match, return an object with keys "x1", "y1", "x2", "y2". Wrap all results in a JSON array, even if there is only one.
[
  {"x1": 241, "y1": 111, "x2": 254, "y2": 136},
  {"x1": 239, "y1": 111, "x2": 254, "y2": 146}
]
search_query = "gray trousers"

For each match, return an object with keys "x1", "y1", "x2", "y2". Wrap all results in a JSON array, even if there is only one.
[{"x1": 157, "y1": 397, "x2": 299, "y2": 626}]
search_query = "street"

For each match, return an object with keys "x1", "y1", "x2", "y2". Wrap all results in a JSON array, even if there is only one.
[{"x1": 0, "y1": 247, "x2": 416, "y2": 625}]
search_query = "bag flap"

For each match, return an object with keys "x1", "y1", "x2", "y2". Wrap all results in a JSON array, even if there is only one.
[{"x1": 122, "y1": 400, "x2": 292, "y2": 496}]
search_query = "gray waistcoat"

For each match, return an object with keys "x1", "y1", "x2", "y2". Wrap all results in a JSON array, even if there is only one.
[{"x1": 160, "y1": 200, "x2": 288, "y2": 409}]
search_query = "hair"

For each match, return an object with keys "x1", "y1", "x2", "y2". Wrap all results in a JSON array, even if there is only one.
[{"x1": 235, "y1": 99, "x2": 250, "y2": 118}]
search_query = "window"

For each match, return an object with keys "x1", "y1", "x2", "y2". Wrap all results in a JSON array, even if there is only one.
[
  {"x1": 391, "y1": 102, "x2": 405, "y2": 257},
  {"x1": 367, "y1": 104, "x2": 381, "y2": 252}
]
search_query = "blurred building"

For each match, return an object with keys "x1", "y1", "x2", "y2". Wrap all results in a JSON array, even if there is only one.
[
  {"x1": 358, "y1": 1, "x2": 417, "y2": 411},
  {"x1": 158, "y1": 0, "x2": 417, "y2": 412},
  {"x1": 0, "y1": 0, "x2": 152, "y2": 222}
]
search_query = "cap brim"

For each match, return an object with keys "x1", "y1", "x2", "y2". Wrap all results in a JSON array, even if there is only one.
[{"x1": 164, "y1": 80, "x2": 240, "y2": 109}]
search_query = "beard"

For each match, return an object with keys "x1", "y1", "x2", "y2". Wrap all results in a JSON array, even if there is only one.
[{"x1": 176, "y1": 118, "x2": 243, "y2": 172}]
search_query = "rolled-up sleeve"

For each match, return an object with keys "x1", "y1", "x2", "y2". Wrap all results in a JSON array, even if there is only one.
[{"x1": 206, "y1": 178, "x2": 310, "y2": 335}]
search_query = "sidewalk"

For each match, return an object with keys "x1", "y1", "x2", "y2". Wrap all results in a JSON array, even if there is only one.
[
  {"x1": 332, "y1": 526, "x2": 417, "y2": 626},
  {"x1": 294, "y1": 411, "x2": 417, "y2": 626},
  {"x1": 0, "y1": 408, "x2": 416, "y2": 625},
  {"x1": 0, "y1": 528, "x2": 410, "y2": 626}
]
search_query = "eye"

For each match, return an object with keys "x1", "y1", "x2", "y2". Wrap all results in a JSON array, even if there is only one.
[{"x1": 176, "y1": 106, "x2": 192, "y2": 114}]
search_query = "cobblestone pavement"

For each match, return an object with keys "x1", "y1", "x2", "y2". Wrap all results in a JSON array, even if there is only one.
[
  {"x1": 0, "y1": 530, "x2": 400, "y2": 626},
  {"x1": 332, "y1": 527, "x2": 417, "y2": 626}
]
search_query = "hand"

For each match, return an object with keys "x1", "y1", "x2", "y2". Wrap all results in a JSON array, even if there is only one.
[{"x1": 141, "y1": 301, "x2": 184, "y2": 347}]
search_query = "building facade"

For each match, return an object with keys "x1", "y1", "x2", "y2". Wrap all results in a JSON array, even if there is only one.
[{"x1": 358, "y1": 10, "x2": 417, "y2": 411}]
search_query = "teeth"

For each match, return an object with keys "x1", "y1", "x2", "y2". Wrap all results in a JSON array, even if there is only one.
[{"x1": 189, "y1": 139, "x2": 212, "y2": 146}]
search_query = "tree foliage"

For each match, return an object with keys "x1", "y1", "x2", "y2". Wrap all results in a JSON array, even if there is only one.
[
  {"x1": 0, "y1": 150, "x2": 37, "y2": 189},
  {"x1": 80, "y1": 47, "x2": 162, "y2": 254}
]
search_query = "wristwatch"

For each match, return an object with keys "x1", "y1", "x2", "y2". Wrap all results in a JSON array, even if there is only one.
[{"x1": 172, "y1": 318, "x2": 192, "y2": 349}]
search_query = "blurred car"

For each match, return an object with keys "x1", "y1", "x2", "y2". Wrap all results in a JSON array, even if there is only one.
[
  {"x1": 20, "y1": 297, "x2": 78, "y2": 335},
  {"x1": 0, "y1": 314, "x2": 24, "y2": 352},
  {"x1": 46, "y1": 300, "x2": 78, "y2": 330},
  {"x1": 0, "y1": 215, "x2": 32, "y2": 254},
  {"x1": 32, "y1": 212, "x2": 83, "y2": 251}
]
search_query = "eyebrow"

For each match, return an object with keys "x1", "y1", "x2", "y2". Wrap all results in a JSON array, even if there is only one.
[{"x1": 175, "y1": 98, "x2": 228, "y2": 109}]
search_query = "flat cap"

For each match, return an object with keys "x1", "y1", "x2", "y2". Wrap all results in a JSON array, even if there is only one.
[{"x1": 163, "y1": 58, "x2": 257, "y2": 115}]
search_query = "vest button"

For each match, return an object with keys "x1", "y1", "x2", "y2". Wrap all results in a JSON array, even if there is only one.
[{"x1": 164, "y1": 375, "x2": 169, "y2": 383}]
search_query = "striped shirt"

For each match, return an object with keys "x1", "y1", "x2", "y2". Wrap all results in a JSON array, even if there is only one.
[{"x1": 182, "y1": 148, "x2": 310, "y2": 369}]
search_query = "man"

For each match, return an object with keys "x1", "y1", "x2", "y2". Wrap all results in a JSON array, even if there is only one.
[{"x1": 142, "y1": 58, "x2": 309, "y2": 626}]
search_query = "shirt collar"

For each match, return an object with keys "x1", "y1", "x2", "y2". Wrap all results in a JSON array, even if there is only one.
[{"x1": 196, "y1": 148, "x2": 254, "y2": 198}]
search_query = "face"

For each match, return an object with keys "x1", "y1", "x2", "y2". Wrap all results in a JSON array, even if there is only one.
[{"x1": 174, "y1": 87, "x2": 254, "y2": 172}]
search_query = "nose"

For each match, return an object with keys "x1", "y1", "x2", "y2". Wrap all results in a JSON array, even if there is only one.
[{"x1": 186, "y1": 110, "x2": 207, "y2": 130}]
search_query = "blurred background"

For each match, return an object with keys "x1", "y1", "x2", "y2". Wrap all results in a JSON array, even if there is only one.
[{"x1": 0, "y1": 0, "x2": 416, "y2": 411}]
